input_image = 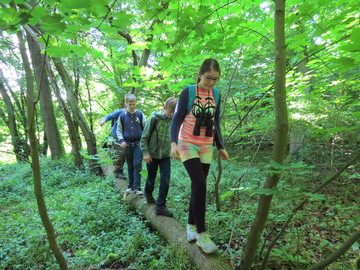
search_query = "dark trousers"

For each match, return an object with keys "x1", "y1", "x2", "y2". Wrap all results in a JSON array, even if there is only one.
[
  {"x1": 183, "y1": 158, "x2": 210, "y2": 233},
  {"x1": 124, "y1": 142, "x2": 142, "y2": 189},
  {"x1": 112, "y1": 138, "x2": 125, "y2": 174},
  {"x1": 144, "y1": 157, "x2": 171, "y2": 207}
]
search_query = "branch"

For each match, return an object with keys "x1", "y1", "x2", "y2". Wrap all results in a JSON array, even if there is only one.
[
  {"x1": 260, "y1": 151, "x2": 360, "y2": 269},
  {"x1": 0, "y1": 150, "x2": 30, "y2": 164},
  {"x1": 306, "y1": 230, "x2": 360, "y2": 270}
]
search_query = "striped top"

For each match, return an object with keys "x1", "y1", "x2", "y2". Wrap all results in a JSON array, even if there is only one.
[
  {"x1": 179, "y1": 87, "x2": 216, "y2": 145},
  {"x1": 170, "y1": 86, "x2": 225, "y2": 150}
]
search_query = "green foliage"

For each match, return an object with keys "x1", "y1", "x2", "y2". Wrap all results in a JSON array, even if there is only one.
[
  {"x1": 0, "y1": 158, "x2": 193, "y2": 269},
  {"x1": 1, "y1": 0, "x2": 359, "y2": 268}
]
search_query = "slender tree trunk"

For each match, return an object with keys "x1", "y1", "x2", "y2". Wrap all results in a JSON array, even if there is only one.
[
  {"x1": 16, "y1": 29, "x2": 68, "y2": 270},
  {"x1": 0, "y1": 78, "x2": 28, "y2": 161},
  {"x1": 52, "y1": 57, "x2": 101, "y2": 174},
  {"x1": 240, "y1": 1, "x2": 289, "y2": 269},
  {"x1": 47, "y1": 65, "x2": 84, "y2": 167},
  {"x1": 26, "y1": 30, "x2": 65, "y2": 159}
]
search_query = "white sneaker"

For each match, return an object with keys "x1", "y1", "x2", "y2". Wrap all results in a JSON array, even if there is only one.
[
  {"x1": 125, "y1": 188, "x2": 132, "y2": 193},
  {"x1": 134, "y1": 189, "x2": 144, "y2": 195},
  {"x1": 196, "y1": 232, "x2": 218, "y2": 253},
  {"x1": 187, "y1": 224, "x2": 197, "y2": 242}
]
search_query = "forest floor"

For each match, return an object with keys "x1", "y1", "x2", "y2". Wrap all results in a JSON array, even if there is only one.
[{"x1": 0, "y1": 150, "x2": 359, "y2": 269}]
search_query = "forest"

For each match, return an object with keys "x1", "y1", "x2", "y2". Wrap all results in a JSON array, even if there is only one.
[{"x1": 0, "y1": 0, "x2": 359, "y2": 269}]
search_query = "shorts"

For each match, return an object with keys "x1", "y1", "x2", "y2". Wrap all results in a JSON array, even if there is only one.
[{"x1": 178, "y1": 141, "x2": 214, "y2": 164}]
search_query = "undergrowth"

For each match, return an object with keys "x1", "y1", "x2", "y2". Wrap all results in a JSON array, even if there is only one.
[
  {"x1": 0, "y1": 158, "x2": 194, "y2": 270},
  {"x1": 1, "y1": 148, "x2": 358, "y2": 270}
]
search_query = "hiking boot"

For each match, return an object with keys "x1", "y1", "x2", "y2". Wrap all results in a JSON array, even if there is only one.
[
  {"x1": 155, "y1": 207, "x2": 173, "y2": 217},
  {"x1": 187, "y1": 224, "x2": 197, "y2": 242},
  {"x1": 196, "y1": 232, "x2": 218, "y2": 254},
  {"x1": 145, "y1": 193, "x2": 155, "y2": 204}
]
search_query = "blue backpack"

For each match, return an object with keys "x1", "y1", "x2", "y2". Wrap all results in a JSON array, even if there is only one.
[{"x1": 186, "y1": 84, "x2": 220, "y2": 114}]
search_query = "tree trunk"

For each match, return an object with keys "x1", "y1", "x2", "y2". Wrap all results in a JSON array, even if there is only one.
[
  {"x1": 26, "y1": 30, "x2": 65, "y2": 159},
  {"x1": 0, "y1": 78, "x2": 28, "y2": 161},
  {"x1": 46, "y1": 64, "x2": 83, "y2": 167},
  {"x1": 240, "y1": 1, "x2": 289, "y2": 269},
  {"x1": 100, "y1": 162, "x2": 234, "y2": 270},
  {"x1": 17, "y1": 29, "x2": 68, "y2": 270},
  {"x1": 52, "y1": 57, "x2": 101, "y2": 174},
  {"x1": 23, "y1": 25, "x2": 83, "y2": 167}
]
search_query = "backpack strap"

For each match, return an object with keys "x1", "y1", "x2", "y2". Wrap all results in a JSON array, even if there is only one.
[
  {"x1": 186, "y1": 85, "x2": 220, "y2": 114},
  {"x1": 212, "y1": 87, "x2": 220, "y2": 106},
  {"x1": 137, "y1": 111, "x2": 144, "y2": 130},
  {"x1": 187, "y1": 85, "x2": 196, "y2": 114}
]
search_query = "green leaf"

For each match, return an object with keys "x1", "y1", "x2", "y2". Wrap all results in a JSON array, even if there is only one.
[
  {"x1": 40, "y1": 14, "x2": 67, "y2": 35},
  {"x1": 350, "y1": 28, "x2": 360, "y2": 43},
  {"x1": 305, "y1": 193, "x2": 326, "y2": 200},
  {"x1": 255, "y1": 187, "x2": 279, "y2": 196},
  {"x1": 111, "y1": 12, "x2": 134, "y2": 29},
  {"x1": 61, "y1": 0, "x2": 90, "y2": 9},
  {"x1": 220, "y1": 190, "x2": 235, "y2": 201},
  {"x1": 352, "y1": 111, "x2": 360, "y2": 119}
]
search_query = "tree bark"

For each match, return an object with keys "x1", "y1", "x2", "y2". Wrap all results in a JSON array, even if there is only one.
[
  {"x1": 0, "y1": 78, "x2": 28, "y2": 161},
  {"x1": 52, "y1": 57, "x2": 101, "y2": 174},
  {"x1": 17, "y1": 29, "x2": 68, "y2": 270},
  {"x1": 23, "y1": 25, "x2": 83, "y2": 167},
  {"x1": 240, "y1": 1, "x2": 289, "y2": 269},
  {"x1": 26, "y1": 29, "x2": 65, "y2": 159},
  {"x1": 100, "y1": 162, "x2": 233, "y2": 270}
]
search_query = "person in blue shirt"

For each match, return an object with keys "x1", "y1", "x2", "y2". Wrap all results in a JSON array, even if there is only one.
[
  {"x1": 100, "y1": 108, "x2": 126, "y2": 180},
  {"x1": 116, "y1": 94, "x2": 146, "y2": 195}
]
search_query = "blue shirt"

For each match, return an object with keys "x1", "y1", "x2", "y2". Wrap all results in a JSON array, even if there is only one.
[{"x1": 102, "y1": 109, "x2": 124, "y2": 138}]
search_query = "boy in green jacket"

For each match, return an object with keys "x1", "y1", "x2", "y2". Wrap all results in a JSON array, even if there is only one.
[{"x1": 140, "y1": 97, "x2": 177, "y2": 217}]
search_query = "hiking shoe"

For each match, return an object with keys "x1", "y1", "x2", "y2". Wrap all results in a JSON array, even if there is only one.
[
  {"x1": 125, "y1": 188, "x2": 132, "y2": 193},
  {"x1": 134, "y1": 189, "x2": 144, "y2": 195},
  {"x1": 196, "y1": 232, "x2": 218, "y2": 253},
  {"x1": 187, "y1": 224, "x2": 197, "y2": 242},
  {"x1": 145, "y1": 193, "x2": 155, "y2": 204},
  {"x1": 155, "y1": 207, "x2": 173, "y2": 217}
]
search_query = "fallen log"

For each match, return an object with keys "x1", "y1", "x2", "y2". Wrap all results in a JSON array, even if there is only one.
[{"x1": 101, "y1": 163, "x2": 233, "y2": 270}]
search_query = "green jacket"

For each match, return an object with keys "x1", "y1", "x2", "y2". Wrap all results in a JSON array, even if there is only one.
[{"x1": 140, "y1": 111, "x2": 172, "y2": 159}]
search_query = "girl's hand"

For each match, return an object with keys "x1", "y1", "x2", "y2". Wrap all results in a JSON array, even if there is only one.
[
  {"x1": 171, "y1": 142, "x2": 180, "y2": 159},
  {"x1": 219, "y1": 149, "x2": 229, "y2": 160}
]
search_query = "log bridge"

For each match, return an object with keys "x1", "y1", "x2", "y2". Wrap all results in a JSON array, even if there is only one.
[{"x1": 100, "y1": 163, "x2": 233, "y2": 270}]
